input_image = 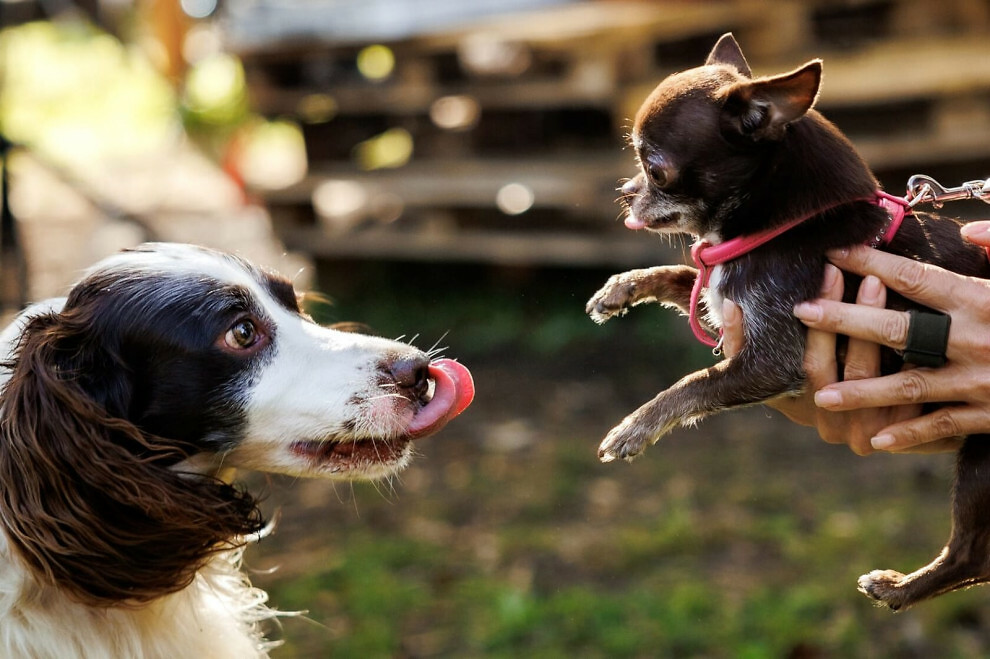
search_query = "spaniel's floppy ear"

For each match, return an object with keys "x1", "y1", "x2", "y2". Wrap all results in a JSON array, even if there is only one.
[{"x1": 0, "y1": 309, "x2": 265, "y2": 606}]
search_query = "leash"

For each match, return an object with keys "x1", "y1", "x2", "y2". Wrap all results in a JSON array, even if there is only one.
[
  {"x1": 905, "y1": 175, "x2": 990, "y2": 208},
  {"x1": 686, "y1": 173, "x2": 988, "y2": 351},
  {"x1": 906, "y1": 174, "x2": 990, "y2": 262},
  {"x1": 688, "y1": 191, "x2": 911, "y2": 350}
]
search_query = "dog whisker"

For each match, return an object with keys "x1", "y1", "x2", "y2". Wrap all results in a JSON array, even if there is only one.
[
  {"x1": 367, "y1": 392, "x2": 408, "y2": 403},
  {"x1": 426, "y1": 331, "x2": 450, "y2": 357}
]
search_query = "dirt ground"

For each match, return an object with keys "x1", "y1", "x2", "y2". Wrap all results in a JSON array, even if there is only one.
[{"x1": 245, "y1": 336, "x2": 978, "y2": 656}]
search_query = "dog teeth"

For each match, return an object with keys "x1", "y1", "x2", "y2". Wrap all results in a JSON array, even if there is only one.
[{"x1": 423, "y1": 377, "x2": 436, "y2": 404}]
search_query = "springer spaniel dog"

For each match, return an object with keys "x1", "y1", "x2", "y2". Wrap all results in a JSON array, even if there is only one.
[{"x1": 0, "y1": 243, "x2": 474, "y2": 658}]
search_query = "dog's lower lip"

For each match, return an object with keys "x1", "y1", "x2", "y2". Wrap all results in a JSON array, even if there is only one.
[
  {"x1": 290, "y1": 437, "x2": 410, "y2": 468},
  {"x1": 647, "y1": 212, "x2": 680, "y2": 229}
]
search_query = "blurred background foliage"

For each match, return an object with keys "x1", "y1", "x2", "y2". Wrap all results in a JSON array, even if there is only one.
[{"x1": 3, "y1": 0, "x2": 990, "y2": 657}]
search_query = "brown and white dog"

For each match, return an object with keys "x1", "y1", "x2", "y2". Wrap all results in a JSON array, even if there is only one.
[
  {"x1": 587, "y1": 34, "x2": 990, "y2": 609},
  {"x1": 0, "y1": 242, "x2": 474, "y2": 657}
]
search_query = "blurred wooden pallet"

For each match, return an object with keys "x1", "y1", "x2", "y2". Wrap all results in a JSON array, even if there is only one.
[{"x1": 233, "y1": 0, "x2": 990, "y2": 266}]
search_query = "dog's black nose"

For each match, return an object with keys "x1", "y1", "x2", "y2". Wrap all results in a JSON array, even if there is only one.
[{"x1": 389, "y1": 354, "x2": 431, "y2": 401}]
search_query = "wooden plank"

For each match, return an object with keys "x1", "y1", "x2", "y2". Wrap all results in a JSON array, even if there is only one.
[
  {"x1": 854, "y1": 126, "x2": 990, "y2": 171},
  {"x1": 264, "y1": 156, "x2": 631, "y2": 215},
  {"x1": 276, "y1": 225, "x2": 681, "y2": 268},
  {"x1": 792, "y1": 37, "x2": 990, "y2": 109},
  {"x1": 411, "y1": 1, "x2": 745, "y2": 53}
]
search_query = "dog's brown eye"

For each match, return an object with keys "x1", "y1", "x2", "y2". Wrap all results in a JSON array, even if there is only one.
[
  {"x1": 644, "y1": 155, "x2": 675, "y2": 189},
  {"x1": 225, "y1": 319, "x2": 259, "y2": 349},
  {"x1": 647, "y1": 162, "x2": 668, "y2": 188}
]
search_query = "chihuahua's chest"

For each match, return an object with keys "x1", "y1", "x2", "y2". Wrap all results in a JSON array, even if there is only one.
[{"x1": 702, "y1": 264, "x2": 726, "y2": 330}]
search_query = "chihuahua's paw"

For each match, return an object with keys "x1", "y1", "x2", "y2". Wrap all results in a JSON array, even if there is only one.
[
  {"x1": 584, "y1": 270, "x2": 651, "y2": 324},
  {"x1": 857, "y1": 570, "x2": 909, "y2": 611},
  {"x1": 598, "y1": 418, "x2": 669, "y2": 463},
  {"x1": 586, "y1": 274, "x2": 642, "y2": 324}
]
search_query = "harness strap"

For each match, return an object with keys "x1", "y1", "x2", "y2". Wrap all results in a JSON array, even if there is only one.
[{"x1": 687, "y1": 191, "x2": 911, "y2": 348}]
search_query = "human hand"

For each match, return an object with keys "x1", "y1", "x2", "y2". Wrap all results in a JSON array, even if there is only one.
[
  {"x1": 721, "y1": 263, "x2": 925, "y2": 454},
  {"x1": 721, "y1": 220, "x2": 990, "y2": 454},
  {"x1": 791, "y1": 222, "x2": 990, "y2": 453}
]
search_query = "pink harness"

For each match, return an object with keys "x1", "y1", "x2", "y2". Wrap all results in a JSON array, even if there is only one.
[{"x1": 687, "y1": 191, "x2": 911, "y2": 348}]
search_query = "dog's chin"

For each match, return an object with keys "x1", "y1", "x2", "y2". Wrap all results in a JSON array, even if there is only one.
[
  {"x1": 289, "y1": 436, "x2": 416, "y2": 480},
  {"x1": 624, "y1": 210, "x2": 683, "y2": 233}
]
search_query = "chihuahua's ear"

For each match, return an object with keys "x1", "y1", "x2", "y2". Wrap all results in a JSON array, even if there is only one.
[
  {"x1": 720, "y1": 59, "x2": 822, "y2": 141},
  {"x1": 705, "y1": 33, "x2": 752, "y2": 78}
]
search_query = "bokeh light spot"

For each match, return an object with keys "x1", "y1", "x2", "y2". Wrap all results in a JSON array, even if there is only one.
[
  {"x1": 496, "y1": 183, "x2": 535, "y2": 215},
  {"x1": 356, "y1": 44, "x2": 395, "y2": 81}
]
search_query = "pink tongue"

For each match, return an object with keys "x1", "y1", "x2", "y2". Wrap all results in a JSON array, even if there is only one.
[
  {"x1": 624, "y1": 214, "x2": 646, "y2": 230},
  {"x1": 406, "y1": 359, "x2": 475, "y2": 438}
]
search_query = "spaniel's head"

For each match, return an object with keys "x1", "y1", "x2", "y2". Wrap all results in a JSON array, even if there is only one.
[{"x1": 0, "y1": 243, "x2": 474, "y2": 605}]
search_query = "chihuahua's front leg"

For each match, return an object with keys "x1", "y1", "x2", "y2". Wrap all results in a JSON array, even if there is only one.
[
  {"x1": 598, "y1": 331, "x2": 805, "y2": 462},
  {"x1": 586, "y1": 265, "x2": 698, "y2": 324}
]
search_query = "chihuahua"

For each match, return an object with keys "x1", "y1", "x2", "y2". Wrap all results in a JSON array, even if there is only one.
[{"x1": 587, "y1": 33, "x2": 990, "y2": 609}]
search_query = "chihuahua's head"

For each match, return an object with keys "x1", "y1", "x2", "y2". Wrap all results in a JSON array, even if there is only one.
[{"x1": 622, "y1": 33, "x2": 824, "y2": 241}]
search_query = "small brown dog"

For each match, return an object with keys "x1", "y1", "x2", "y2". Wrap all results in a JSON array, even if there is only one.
[{"x1": 587, "y1": 33, "x2": 990, "y2": 609}]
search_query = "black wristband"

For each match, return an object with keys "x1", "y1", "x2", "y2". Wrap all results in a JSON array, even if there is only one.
[{"x1": 903, "y1": 310, "x2": 951, "y2": 368}]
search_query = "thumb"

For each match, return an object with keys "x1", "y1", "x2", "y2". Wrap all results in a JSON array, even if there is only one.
[{"x1": 960, "y1": 221, "x2": 990, "y2": 247}]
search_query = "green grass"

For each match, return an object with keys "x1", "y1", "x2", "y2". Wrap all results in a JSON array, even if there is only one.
[{"x1": 250, "y1": 261, "x2": 990, "y2": 657}]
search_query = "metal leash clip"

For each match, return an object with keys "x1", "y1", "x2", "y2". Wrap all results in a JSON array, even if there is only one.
[{"x1": 905, "y1": 174, "x2": 990, "y2": 209}]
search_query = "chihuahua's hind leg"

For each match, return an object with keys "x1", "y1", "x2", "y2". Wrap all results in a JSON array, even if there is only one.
[
  {"x1": 586, "y1": 265, "x2": 698, "y2": 324},
  {"x1": 858, "y1": 437, "x2": 990, "y2": 610}
]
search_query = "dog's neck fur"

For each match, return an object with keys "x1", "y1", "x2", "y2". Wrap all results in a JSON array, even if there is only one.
[
  {"x1": 724, "y1": 109, "x2": 882, "y2": 242},
  {"x1": 0, "y1": 534, "x2": 276, "y2": 658}
]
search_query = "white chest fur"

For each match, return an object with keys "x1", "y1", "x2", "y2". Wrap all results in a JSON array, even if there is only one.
[{"x1": 701, "y1": 264, "x2": 725, "y2": 331}]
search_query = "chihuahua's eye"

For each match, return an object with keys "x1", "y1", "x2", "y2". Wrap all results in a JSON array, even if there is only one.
[
  {"x1": 643, "y1": 154, "x2": 675, "y2": 189},
  {"x1": 225, "y1": 319, "x2": 260, "y2": 350},
  {"x1": 647, "y1": 162, "x2": 668, "y2": 188}
]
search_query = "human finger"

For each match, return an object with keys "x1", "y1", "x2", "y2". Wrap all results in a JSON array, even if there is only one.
[
  {"x1": 721, "y1": 298, "x2": 744, "y2": 358},
  {"x1": 961, "y1": 221, "x2": 990, "y2": 247},
  {"x1": 794, "y1": 299, "x2": 910, "y2": 352},
  {"x1": 814, "y1": 366, "x2": 976, "y2": 409},
  {"x1": 801, "y1": 264, "x2": 843, "y2": 392},
  {"x1": 842, "y1": 275, "x2": 885, "y2": 380},
  {"x1": 870, "y1": 406, "x2": 990, "y2": 452},
  {"x1": 826, "y1": 245, "x2": 969, "y2": 313}
]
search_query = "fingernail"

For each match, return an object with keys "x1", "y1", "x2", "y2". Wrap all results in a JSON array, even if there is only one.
[
  {"x1": 827, "y1": 247, "x2": 850, "y2": 261},
  {"x1": 860, "y1": 275, "x2": 882, "y2": 303},
  {"x1": 871, "y1": 434, "x2": 895, "y2": 450},
  {"x1": 722, "y1": 298, "x2": 739, "y2": 323},
  {"x1": 814, "y1": 389, "x2": 842, "y2": 408},
  {"x1": 793, "y1": 301, "x2": 822, "y2": 322}
]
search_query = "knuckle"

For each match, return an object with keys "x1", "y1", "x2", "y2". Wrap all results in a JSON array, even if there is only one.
[
  {"x1": 803, "y1": 352, "x2": 831, "y2": 377},
  {"x1": 930, "y1": 410, "x2": 962, "y2": 439},
  {"x1": 843, "y1": 358, "x2": 872, "y2": 380},
  {"x1": 879, "y1": 313, "x2": 909, "y2": 347},
  {"x1": 821, "y1": 431, "x2": 844, "y2": 445},
  {"x1": 849, "y1": 440, "x2": 874, "y2": 456},
  {"x1": 843, "y1": 421, "x2": 875, "y2": 455},
  {"x1": 890, "y1": 261, "x2": 933, "y2": 298},
  {"x1": 819, "y1": 419, "x2": 848, "y2": 446},
  {"x1": 896, "y1": 371, "x2": 930, "y2": 404}
]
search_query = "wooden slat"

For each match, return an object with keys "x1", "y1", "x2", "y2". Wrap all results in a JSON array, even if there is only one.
[
  {"x1": 264, "y1": 156, "x2": 631, "y2": 216},
  {"x1": 276, "y1": 225, "x2": 681, "y2": 268}
]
